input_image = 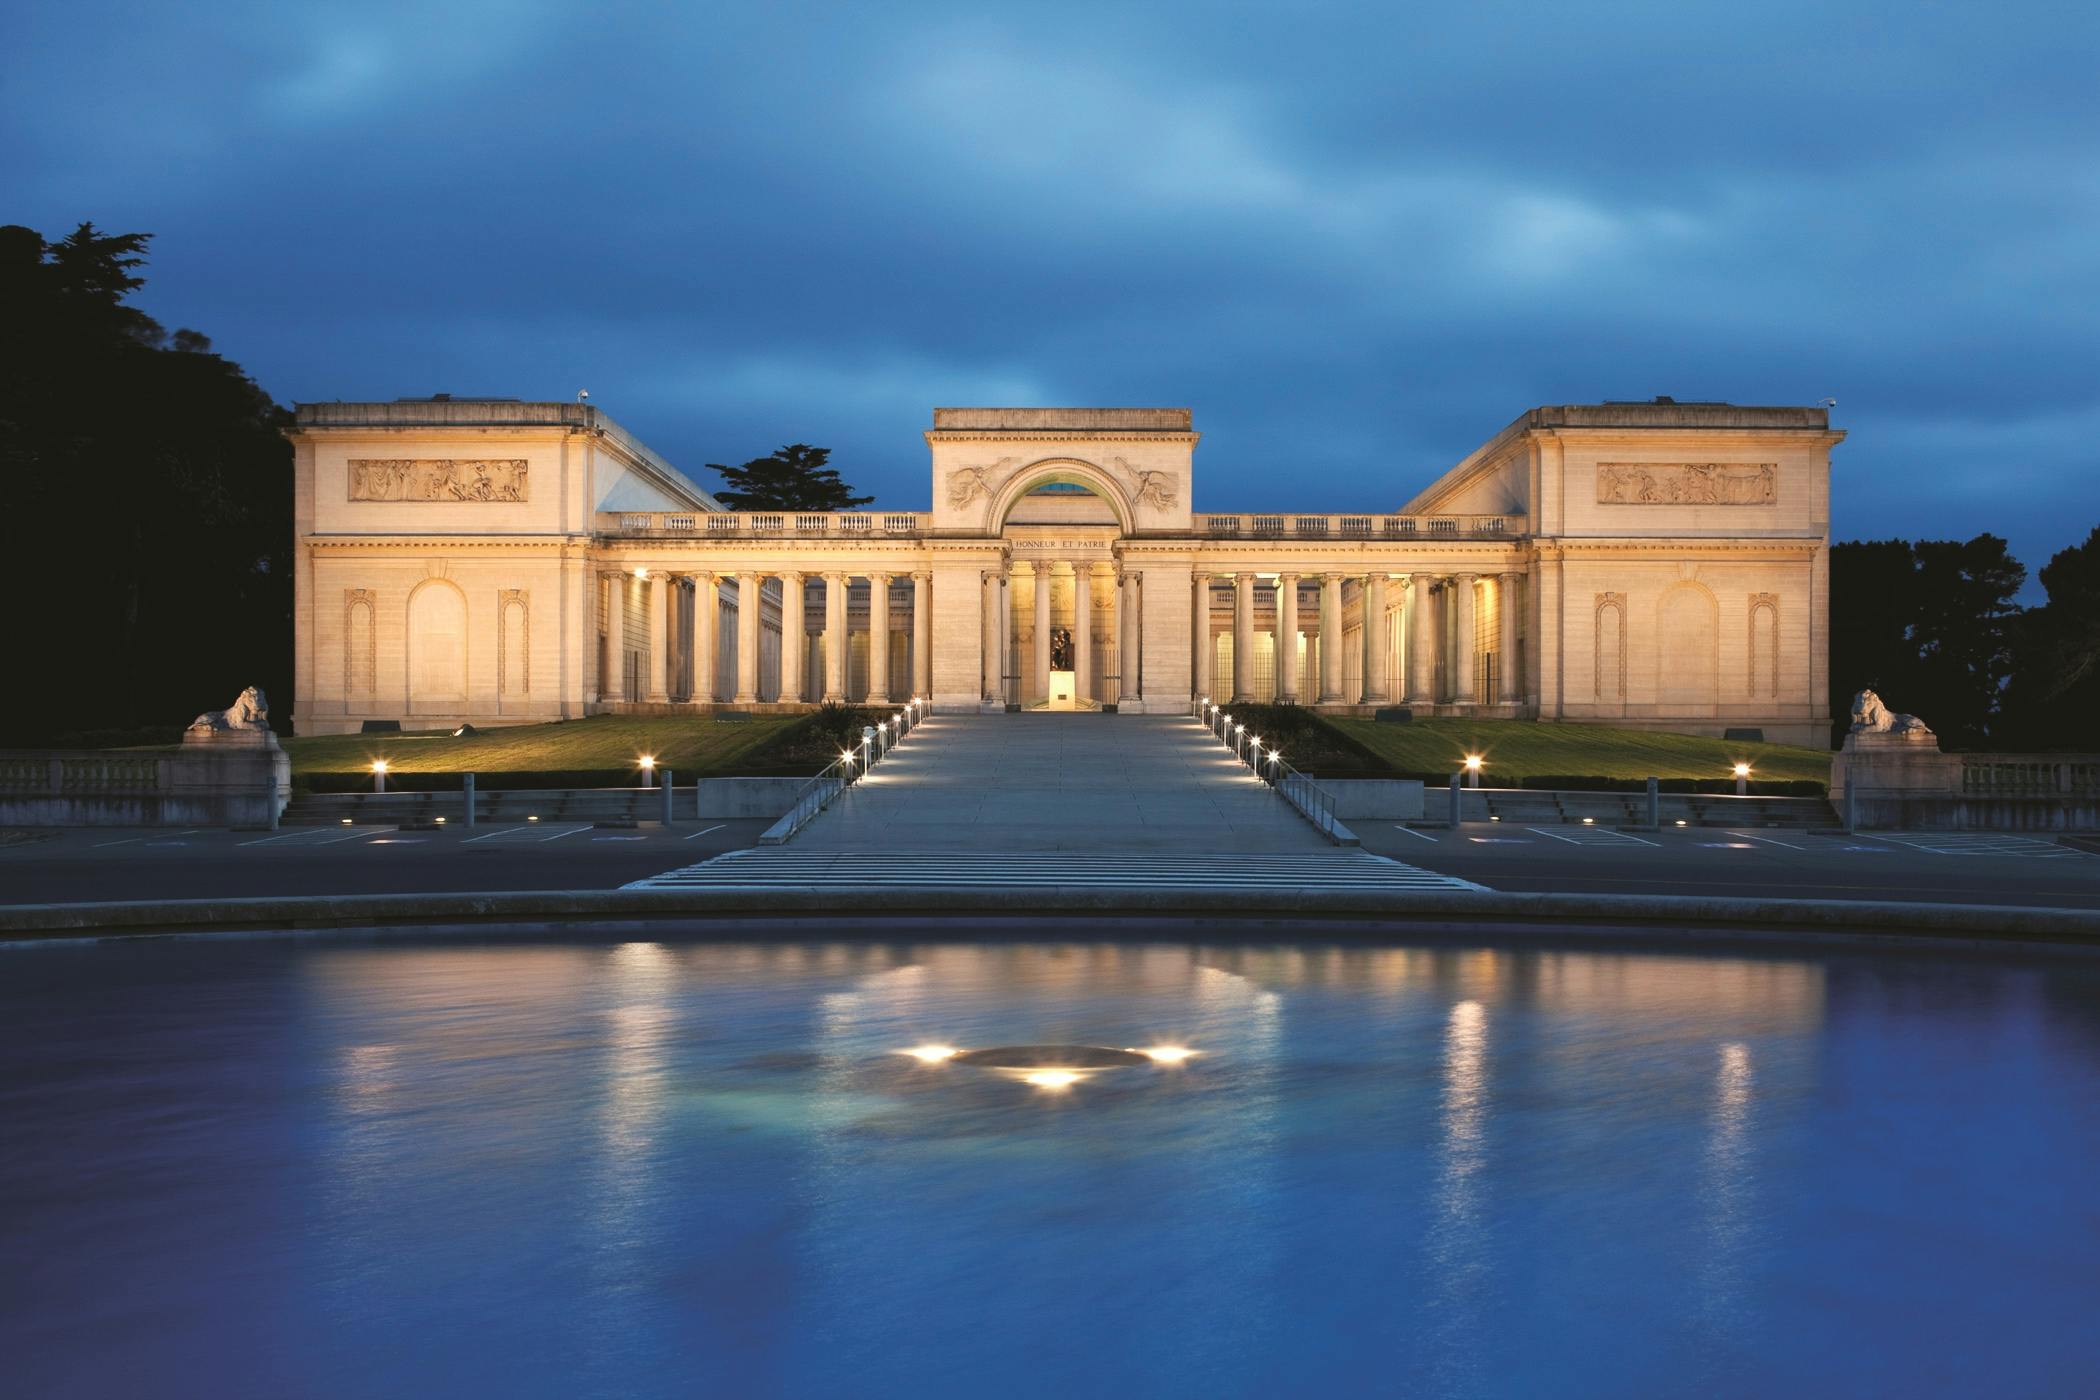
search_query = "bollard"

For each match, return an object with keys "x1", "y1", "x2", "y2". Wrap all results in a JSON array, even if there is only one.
[
  {"x1": 661, "y1": 769, "x2": 675, "y2": 825},
  {"x1": 1448, "y1": 772, "x2": 1462, "y2": 827},
  {"x1": 1645, "y1": 776, "x2": 1659, "y2": 831},
  {"x1": 464, "y1": 773, "x2": 477, "y2": 829}
]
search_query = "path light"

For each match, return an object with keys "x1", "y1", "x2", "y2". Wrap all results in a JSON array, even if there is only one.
[
  {"x1": 340, "y1": 817, "x2": 353, "y2": 826},
  {"x1": 1676, "y1": 819, "x2": 1688, "y2": 827},
  {"x1": 638, "y1": 754, "x2": 656, "y2": 779},
  {"x1": 1733, "y1": 761, "x2": 1752, "y2": 796},
  {"x1": 1581, "y1": 816, "x2": 1595, "y2": 825},
  {"x1": 1464, "y1": 753, "x2": 1484, "y2": 789},
  {"x1": 370, "y1": 758, "x2": 388, "y2": 794},
  {"x1": 527, "y1": 815, "x2": 540, "y2": 822}
]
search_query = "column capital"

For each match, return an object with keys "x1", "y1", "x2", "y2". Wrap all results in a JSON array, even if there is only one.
[
  {"x1": 1274, "y1": 570, "x2": 1299, "y2": 583},
  {"x1": 868, "y1": 569, "x2": 893, "y2": 583},
  {"x1": 823, "y1": 569, "x2": 849, "y2": 584},
  {"x1": 912, "y1": 569, "x2": 932, "y2": 582},
  {"x1": 1453, "y1": 571, "x2": 1479, "y2": 584},
  {"x1": 1234, "y1": 571, "x2": 1258, "y2": 584},
  {"x1": 1498, "y1": 570, "x2": 1524, "y2": 583},
  {"x1": 776, "y1": 568, "x2": 803, "y2": 583}
]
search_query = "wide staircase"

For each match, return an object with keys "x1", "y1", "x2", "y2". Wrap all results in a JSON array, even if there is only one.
[{"x1": 626, "y1": 713, "x2": 1481, "y2": 892}]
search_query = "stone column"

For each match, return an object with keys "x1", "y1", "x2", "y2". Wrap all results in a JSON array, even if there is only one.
[
  {"x1": 645, "y1": 573, "x2": 669, "y2": 702},
  {"x1": 1274, "y1": 573, "x2": 1299, "y2": 703},
  {"x1": 1407, "y1": 573, "x2": 1436, "y2": 703},
  {"x1": 1498, "y1": 572, "x2": 1523, "y2": 704},
  {"x1": 1032, "y1": 562, "x2": 1052, "y2": 699},
  {"x1": 777, "y1": 571, "x2": 806, "y2": 703},
  {"x1": 1192, "y1": 574, "x2": 1213, "y2": 701},
  {"x1": 868, "y1": 571, "x2": 892, "y2": 702},
  {"x1": 980, "y1": 570, "x2": 1000, "y2": 702},
  {"x1": 1231, "y1": 573, "x2": 1256, "y2": 702},
  {"x1": 1362, "y1": 574, "x2": 1390, "y2": 704},
  {"x1": 603, "y1": 573, "x2": 627, "y2": 702},
  {"x1": 692, "y1": 572, "x2": 717, "y2": 702},
  {"x1": 1120, "y1": 571, "x2": 1142, "y2": 707},
  {"x1": 996, "y1": 567, "x2": 1012, "y2": 703},
  {"x1": 1319, "y1": 574, "x2": 1345, "y2": 703},
  {"x1": 1074, "y1": 563, "x2": 1094, "y2": 701},
  {"x1": 913, "y1": 571, "x2": 933, "y2": 698},
  {"x1": 734, "y1": 572, "x2": 763, "y2": 704},
  {"x1": 822, "y1": 571, "x2": 848, "y2": 702},
  {"x1": 1453, "y1": 573, "x2": 1478, "y2": 704}
]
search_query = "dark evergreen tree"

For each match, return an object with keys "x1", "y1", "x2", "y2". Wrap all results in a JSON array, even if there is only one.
[
  {"x1": 2001, "y1": 526, "x2": 2100, "y2": 748},
  {"x1": 1827, "y1": 534, "x2": 2026, "y2": 748},
  {"x1": 705, "y1": 444, "x2": 872, "y2": 510},
  {"x1": 0, "y1": 222, "x2": 291, "y2": 742}
]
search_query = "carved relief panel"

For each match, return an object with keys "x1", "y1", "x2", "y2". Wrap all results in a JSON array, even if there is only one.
[
  {"x1": 350, "y1": 459, "x2": 529, "y2": 502},
  {"x1": 1597, "y1": 463, "x2": 1775, "y2": 505}
]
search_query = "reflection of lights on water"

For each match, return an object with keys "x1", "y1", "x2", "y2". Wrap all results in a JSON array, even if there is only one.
[
  {"x1": 1132, "y1": 1045, "x2": 1196, "y2": 1064},
  {"x1": 1021, "y1": 1070, "x2": 1081, "y2": 1090},
  {"x1": 903, "y1": 1044, "x2": 959, "y2": 1063}
]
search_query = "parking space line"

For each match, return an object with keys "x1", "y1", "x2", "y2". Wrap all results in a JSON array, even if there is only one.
[
  {"x1": 1615, "y1": 830, "x2": 1661, "y2": 847},
  {"x1": 1390, "y1": 826, "x2": 1440, "y2": 843},
  {"x1": 315, "y1": 826, "x2": 377, "y2": 845},
  {"x1": 684, "y1": 824, "x2": 727, "y2": 841},
  {"x1": 237, "y1": 830, "x2": 317, "y2": 847},
  {"x1": 538, "y1": 825, "x2": 589, "y2": 842},
  {"x1": 93, "y1": 837, "x2": 143, "y2": 848},
  {"x1": 1728, "y1": 830, "x2": 1805, "y2": 850},
  {"x1": 1527, "y1": 827, "x2": 1586, "y2": 845},
  {"x1": 463, "y1": 826, "x2": 532, "y2": 844}
]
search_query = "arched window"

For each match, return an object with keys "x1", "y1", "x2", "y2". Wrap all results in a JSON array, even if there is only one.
[
  {"x1": 1748, "y1": 594, "x2": 1779, "y2": 698},
  {"x1": 1594, "y1": 593, "x2": 1625, "y2": 702}
]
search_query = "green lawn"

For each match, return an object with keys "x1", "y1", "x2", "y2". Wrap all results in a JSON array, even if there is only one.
[
  {"x1": 1323, "y1": 716, "x2": 1832, "y2": 789},
  {"x1": 284, "y1": 713, "x2": 814, "y2": 790}
]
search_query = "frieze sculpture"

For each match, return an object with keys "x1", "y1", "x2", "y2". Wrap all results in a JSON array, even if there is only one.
[
  {"x1": 1597, "y1": 462, "x2": 1775, "y2": 506},
  {"x1": 946, "y1": 457, "x2": 1018, "y2": 509},
  {"x1": 350, "y1": 459, "x2": 529, "y2": 503}
]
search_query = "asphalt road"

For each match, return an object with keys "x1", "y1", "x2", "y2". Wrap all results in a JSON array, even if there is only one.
[
  {"x1": 0, "y1": 820, "x2": 772, "y2": 905},
  {"x1": 2, "y1": 818, "x2": 2096, "y2": 910},
  {"x1": 1355, "y1": 821, "x2": 2100, "y2": 909}
]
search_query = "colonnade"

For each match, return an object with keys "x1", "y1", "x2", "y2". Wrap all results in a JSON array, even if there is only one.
[
  {"x1": 1193, "y1": 570, "x2": 1526, "y2": 709},
  {"x1": 977, "y1": 560, "x2": 1143, "y2": 707},
  {"x1": 596, "y1": 568, "x2": 932, "y2": 706}
]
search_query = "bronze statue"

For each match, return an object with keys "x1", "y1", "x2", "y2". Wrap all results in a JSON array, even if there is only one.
[{"x1": 1050, "y1": 626, "x2": 1074, "y2": 672}]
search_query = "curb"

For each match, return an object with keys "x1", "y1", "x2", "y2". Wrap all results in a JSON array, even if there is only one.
[{"x1": 2, "y1": 887, "x2": 2095, "y2": 948}]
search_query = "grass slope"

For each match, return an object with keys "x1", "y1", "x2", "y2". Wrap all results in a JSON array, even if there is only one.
[
  {"x1": 1324, "y1": 716, "x2": 1832, "y2": 789},
  {"x1": 284, "y1": 714, "x2": 810, "y2": 790}
]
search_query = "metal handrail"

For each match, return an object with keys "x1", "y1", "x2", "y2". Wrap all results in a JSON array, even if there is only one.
[
  {"x1": 1190, "y1": 698, "x2": 1346, "y2": 844},
  {"x1": 770, "y1": 698, "x2": 934, "y2": 841}
]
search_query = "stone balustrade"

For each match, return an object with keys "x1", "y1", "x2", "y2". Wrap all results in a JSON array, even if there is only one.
[
  {"x1": 1193, "y1": 513, "x2": 1519, "y2": 539},
  {"x1": 605, "y1": 511, "x2": 928, "y2": 537}
]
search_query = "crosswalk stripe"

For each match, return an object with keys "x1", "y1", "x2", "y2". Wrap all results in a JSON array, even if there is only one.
[{"x1": 624, "y1": 849, "x2": 1483, "y2": 892}]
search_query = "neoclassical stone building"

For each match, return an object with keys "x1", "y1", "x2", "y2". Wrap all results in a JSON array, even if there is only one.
[{"x1": 289, "y1": 399, "x2": 1841, "y2": 744}]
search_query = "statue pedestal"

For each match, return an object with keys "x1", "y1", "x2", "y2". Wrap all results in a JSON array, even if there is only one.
[{"x1": 1047, "y1": 671, "x2": 1077, "y2": 711}]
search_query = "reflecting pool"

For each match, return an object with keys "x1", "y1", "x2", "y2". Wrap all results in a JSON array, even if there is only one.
[{"x1": 3, "y1": 937, "x2": 2097, "y2": 1397}]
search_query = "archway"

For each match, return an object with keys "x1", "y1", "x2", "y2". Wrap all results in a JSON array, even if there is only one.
[{"x1": 986, "y1": 459, "x2": 1136, "y2": 536}]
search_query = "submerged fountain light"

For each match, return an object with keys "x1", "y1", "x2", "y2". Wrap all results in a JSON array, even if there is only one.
[
  {"x1": 1022, "y1": 1070, "x2": 1081, "y2": 1090},
  {"x1": 1134, "y1": 1045, "x2": 1196, "y2": 1064},
  {"x1": 903, "y1": 1044, "x2": 960, "y2": 1063}
]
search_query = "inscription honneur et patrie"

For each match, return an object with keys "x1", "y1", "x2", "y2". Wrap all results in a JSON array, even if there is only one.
[
  {"x1": 1597, "y1": 462, "x2": 1775, "y2": 505},
  {"x1": 350, "y1": 459, "x2": 529, "y2": 503}
]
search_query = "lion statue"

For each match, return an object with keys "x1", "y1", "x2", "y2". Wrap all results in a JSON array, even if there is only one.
[
  {"x1": 1849, "y1": 688, "x2": 1931, "y2": 737},
  {"x1": 188, "y1": 685, "x2": 271, "y2": 734}
]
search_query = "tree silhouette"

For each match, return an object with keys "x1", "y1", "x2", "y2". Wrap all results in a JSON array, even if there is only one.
[
  {"x1": 0, "y1": 222, "x2": 290, "y2": 741},
  {"x1": 706, "y1": 444, "x2": 872, "y2": 511}
]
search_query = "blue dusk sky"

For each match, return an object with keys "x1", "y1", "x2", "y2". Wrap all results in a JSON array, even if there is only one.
[{"x1": 7, "y1": 1, "x2": 2096, "y2": 577}]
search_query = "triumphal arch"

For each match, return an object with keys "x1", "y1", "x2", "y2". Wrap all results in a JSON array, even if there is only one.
[{"x1": 289, "y1": 399, "x2": 1842, "y2": 744}]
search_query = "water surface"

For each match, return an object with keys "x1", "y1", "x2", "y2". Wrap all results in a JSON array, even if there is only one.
[{"x1": 3, "y1": 936, "x2": 2096, "y2": 1397}]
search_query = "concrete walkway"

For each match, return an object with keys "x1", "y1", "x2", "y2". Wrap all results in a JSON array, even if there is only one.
[{"x1": 799, "y1": 714, "x2": 1329, "y2": 852}]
